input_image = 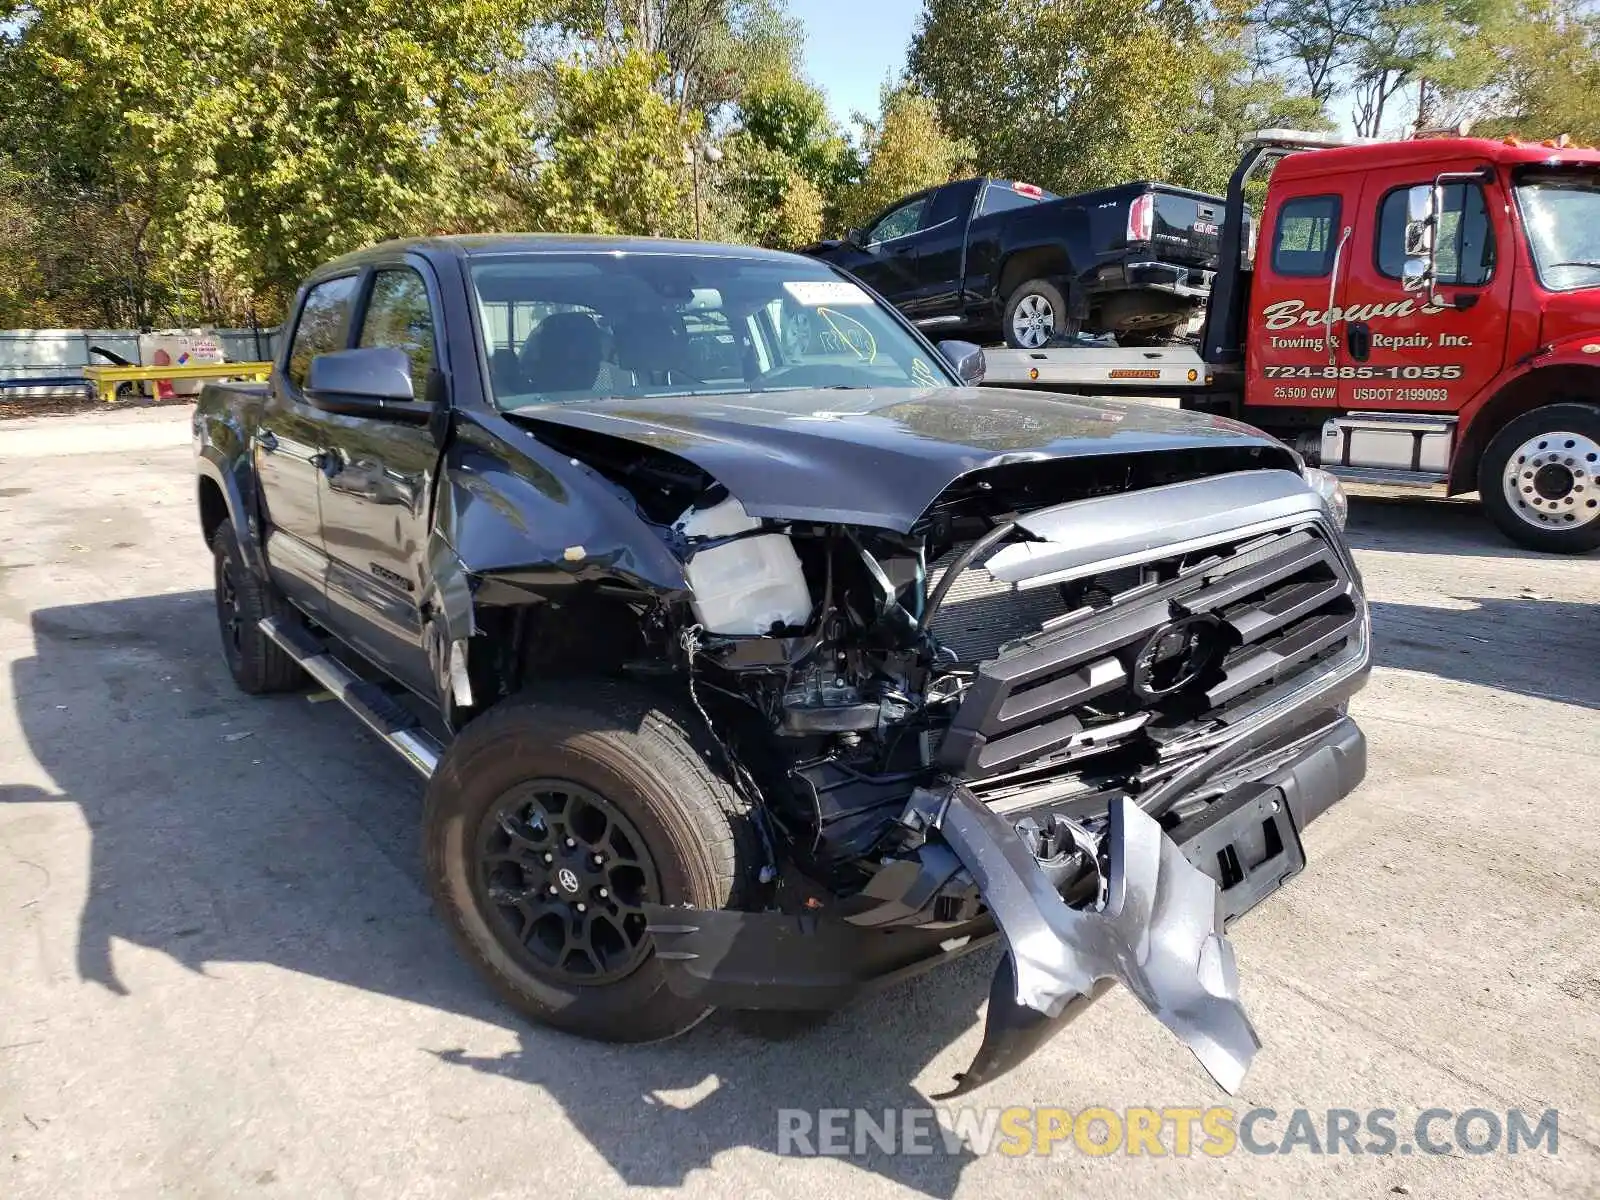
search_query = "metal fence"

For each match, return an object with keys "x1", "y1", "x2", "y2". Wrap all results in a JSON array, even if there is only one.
[{"x1": 0, "y1": 326, "x2": 283, "y2": 398}]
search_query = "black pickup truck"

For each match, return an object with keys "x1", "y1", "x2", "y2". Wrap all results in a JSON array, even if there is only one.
[
  {"x1": 194, "y1": 234, "x2": 1369, "y2": 1096},
  {"x1": 803, "y1": 177, "x2": 1225, "y2": 348}
]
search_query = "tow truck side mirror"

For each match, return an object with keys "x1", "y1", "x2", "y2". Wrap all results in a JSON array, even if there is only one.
[
  {"x1": 1401, "y1": 184, "x2": 1437, "y2": 293},
  {"x1": 1400, "y1": 256, "x2": 1433, "y2": 293}
]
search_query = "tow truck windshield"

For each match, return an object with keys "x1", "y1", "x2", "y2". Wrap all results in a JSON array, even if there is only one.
[
  {"x1": 1516, "y1": 171, "x2": 1600, "y2": 292},
  {"x1": 469, "y1": 252, "x2": 953, "y2": 408}
]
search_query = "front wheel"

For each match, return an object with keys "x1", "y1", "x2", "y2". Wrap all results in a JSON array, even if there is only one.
[
  {"x1": 423, "y1": 681, "x2": 762, "y2": 1042},
  {"x1": 1002, "y1": 279, "x2": 1075, "y2": 349},
  {"x1": 1478, "y1": 403, "x2": 1600, "y2": 553}
]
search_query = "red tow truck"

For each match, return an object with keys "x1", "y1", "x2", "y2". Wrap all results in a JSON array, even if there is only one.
[{"x1": 982, "y1": 128, "x2": 1600, "y2": 553}]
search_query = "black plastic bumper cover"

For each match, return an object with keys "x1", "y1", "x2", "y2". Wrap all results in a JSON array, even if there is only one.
[{"x1": 644, "y1": 714, "x2": 1365, "y2": 1092}]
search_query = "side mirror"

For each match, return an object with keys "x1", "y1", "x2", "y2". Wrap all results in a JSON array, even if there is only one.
[
  {"x1": 846, "y1": 228, "x2": 866, "y2": 248},
  {"x1": 1403, "y1": 184, "x2": 1436, "y2": 256},
  {"x1": 937, "y1": 339, "x2": 986, "y2": 387},
  {"x1": 1400, "y1": 255, "x2": 1433, "y2": 293},
  {"x1": 305, "y1": 346, "x2": 425, "y2": 419}
]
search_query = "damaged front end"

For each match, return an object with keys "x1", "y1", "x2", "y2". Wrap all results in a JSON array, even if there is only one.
[{"x1": 526, "y1": 428, "x2": 1370, "y2": 1095}]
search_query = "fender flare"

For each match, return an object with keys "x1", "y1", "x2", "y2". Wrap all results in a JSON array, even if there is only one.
[
  {"x1": 1449, "y1": 353, "x2": 1600, "y2": 493},
  {"x1": 196, "y1": 446, "x2": 267, "y2": 577}
]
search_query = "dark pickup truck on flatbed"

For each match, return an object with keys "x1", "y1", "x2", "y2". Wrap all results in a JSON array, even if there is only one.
[
  {"x1": 194, "y1": 234, "x2": 1370, "y2": 1095},
  {"x1": 802, "y1": 177, "x2": 1226, "y2": 349}
]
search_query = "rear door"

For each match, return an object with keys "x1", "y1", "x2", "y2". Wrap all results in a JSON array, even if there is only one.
[
  {"x1": 256, "y1": 274, "x2": 359, "y2": 616},
  {"x1": 1335, "y1": 161, "x2": 1511, "y2": 412},
  {"x1": 315, "y1": 263, "x2": 443, "y2": 696},
  {"x1": 1247, "y1": 179, "x2": 1359, "y2": 412},
  {"x1": 900, "y1": 179, "x2": 980, "y2": 327}
]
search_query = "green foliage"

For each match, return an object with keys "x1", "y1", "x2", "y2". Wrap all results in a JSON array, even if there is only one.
[
  {"x1": 909, "y1": 0, "x2": 1243, "y2": 195},
  {"x1": 525, "y1": 50, "x2": 696, "y2": 237},
  {"x1": 3, "y1": 0, "x2": 544, "y2": 319},
  {"x1": 834, "y1": 87, "x2": 971, "y2": 232},
  {"x1": 721, "y1": 75, "x2": 857, "y2": 246},
  {"x1": 1458, "y1": 0, "x2": 1600, "y2": 142}
]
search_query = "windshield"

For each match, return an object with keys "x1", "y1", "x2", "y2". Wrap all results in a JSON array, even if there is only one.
[
  {"x1": 1515, "y1": 170, "x2": 1600, "y2": 292},
  {"x1": 469, "y1": 251, "x2": 954, "y2": 409}
]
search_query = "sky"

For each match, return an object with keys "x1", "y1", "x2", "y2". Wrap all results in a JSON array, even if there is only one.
[{"x1": 787, "y1": 0, "x2": 921, "y2": 126}]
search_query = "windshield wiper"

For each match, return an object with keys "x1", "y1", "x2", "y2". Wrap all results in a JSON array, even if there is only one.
[{"x1": 1548, "y1": 260, "x2": 1600, "y2": 269}]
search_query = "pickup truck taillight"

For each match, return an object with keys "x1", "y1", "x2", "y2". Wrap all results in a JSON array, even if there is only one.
[{"x1": 1127, "y1": 192, "x2": 1154, "y2": 243}]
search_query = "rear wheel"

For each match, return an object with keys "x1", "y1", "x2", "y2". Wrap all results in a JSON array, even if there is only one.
[
  {"x1": 423, "y1": 681, "x2": 761, "y2": 1042},
  {"x1": 1003, "y1": 279, "x2": 1075, "y2": 349},
  {"x1": 211, "y1": 523, "x2": 304, "y2": 693},
  {"x1": 1478, "y1": 402, "x2": 1600, "y2": 553}
]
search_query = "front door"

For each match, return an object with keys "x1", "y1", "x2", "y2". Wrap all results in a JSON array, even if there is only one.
[
  {"x1": 316, "y1": 265, "x2": 442, "y2": 697},
  {"x1": 256, "y1": 274, "x2": 360, "y2": 616},
  {"x1": 850, "y1": 191, "x2": 938, "y2": 306},
  {"x1": 1336, "y1": 162, "x2": 1512, "y2": 412}
]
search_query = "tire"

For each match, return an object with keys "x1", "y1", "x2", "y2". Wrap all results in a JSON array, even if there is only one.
[
  {"x1": 423, "y1": 681, "x2": 761, "y2": 1043},
  {"x1": 1115, "y1": 323, "x2": 1184, "y2": 348},
  {"x1": 211, "y1": 522, "x2": 305, "y2": 693},
  {"x1": 1477, "y1": 402, "x2": 1600, "y2": 554},
  {"x1": 1002, "y1": 279, "x2": 1075, "y2": 349}
]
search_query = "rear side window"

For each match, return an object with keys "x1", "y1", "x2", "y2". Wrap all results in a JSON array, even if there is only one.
[
  {"x1": 286, "y1": 275, "x2": 358, "y2": 388},
  {"x1": 359, "y1": 269, "x2": 437, "y2": 398},
  {"x1": 1377, "y1": 183, "x2": 1494, "y2": 285},
  {"x1": 1272, "y1": 195, "x2": 1341, "y2": 277},
  {"x1": 979, "y1": 182, "x2": 1049, "y2": 216}
]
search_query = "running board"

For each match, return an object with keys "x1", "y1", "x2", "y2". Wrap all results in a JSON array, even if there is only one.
[{"x1": 258, "y1": 616, "x2": 442, "y2": 778}]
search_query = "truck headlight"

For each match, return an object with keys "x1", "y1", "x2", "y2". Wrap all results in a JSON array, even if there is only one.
[{"x1": 1302, "y1": 467, "x2": 1348, "y2": 530}]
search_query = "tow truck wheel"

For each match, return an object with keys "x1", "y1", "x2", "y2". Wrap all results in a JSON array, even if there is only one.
[
  {"x1": 210, "y1": 523, "x2": 305, "y2": 693},
  {"x1": 1003, "y1": 279, "x2": 1075, "y2": 349},
  {"x1": 1479, "y1": 403, "x2": 1600, "y2": 554},
  {"x1": 423, "y1": 681, "x2": 761, "y2": 1043}
]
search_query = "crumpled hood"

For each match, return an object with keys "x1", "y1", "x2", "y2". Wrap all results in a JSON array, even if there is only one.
[{"x1": 511, "y1": 386, "x2": 1290, "y2": 531}]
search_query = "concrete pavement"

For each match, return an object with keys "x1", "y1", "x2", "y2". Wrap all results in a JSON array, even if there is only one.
[{"x1": 1, "y1": 407, "x2": 1597, "y2": 1198}]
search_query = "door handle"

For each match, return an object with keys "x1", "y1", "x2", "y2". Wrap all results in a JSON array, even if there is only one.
[
  {"x1": 255, "y1": 429, "x2": 279, "y2": 453},
  {"x1": 1347, "y1": 322, "x2": 1372, "y2": 362}
]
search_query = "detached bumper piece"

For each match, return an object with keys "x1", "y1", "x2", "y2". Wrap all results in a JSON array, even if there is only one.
[{"x1": 932, "y1": 784, "x2": 1259, "y2": 1099}]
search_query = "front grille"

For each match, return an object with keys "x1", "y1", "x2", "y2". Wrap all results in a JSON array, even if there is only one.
[
  {"x1": 926, "y1": 546, "x2": 1073, "y2": 662},
  {"x1": 937, "y1": 523, "x2": 1362, "y2": 780}
]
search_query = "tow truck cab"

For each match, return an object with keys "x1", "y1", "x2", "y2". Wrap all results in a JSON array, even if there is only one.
[{"x1": 987, "y1": 129, "x2": 1600, "y2": 553}]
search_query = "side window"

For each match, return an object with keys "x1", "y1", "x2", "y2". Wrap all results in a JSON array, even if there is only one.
[
  {"x1": 1377, "y1": 183, "x2": 1494, "y2": 286},
  {"x1": 1272, "y1": 195, "x2": 1342, "y2": 277},
  {"x1": 924, "y1": 185, "x2": 966, "y2": 228},
  {"x1": 867, "y1": 196, "x2": 929, "y2": 244},
  {"x1": 359, "y1": 269, "x2": 436, "y2": 398},
  {"x1": 286, "y1": 276, "x2": 358, "y2": 388},
  {"x1": 979, "y1": 183, "x2": 1043, "y2": 216}
]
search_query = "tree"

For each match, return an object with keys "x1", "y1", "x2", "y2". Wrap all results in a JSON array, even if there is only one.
[
  {"x1": 1253, "y1": 0, "x2": 1508, "y2": 137},
  {"x1": 1459, "y1": 0, "x2": 1600, "y2": 141},
  {"x1": 3, "y1": 0, "x2": 546, "y2": 314},
  {"x1": 719, "y1": 74, "x2": 857, "y2": 246},
  {"x1": 831, "y1": 87, "x2": 971, "y2": 232},
  {"x1": 552, "y1": 0, "x2": 804, "y2": 119},
  {"x1": 908, "y1": 0, "x2": 1267, "y2": 196},
  {"x1": 524, "y1": 50, "x2": 697, "y2": 237}
]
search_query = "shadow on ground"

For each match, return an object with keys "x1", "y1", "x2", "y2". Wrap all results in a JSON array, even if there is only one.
[
  {"x1": 1343, "y1": 491, "x2": 1596, "y2": 561},
  {"x1": 1369, "y1": 593, "x2": 1600, "y2": 708},
  {"x1": 6, "y1": 591, "x2": 984, "y2": 1195}
]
